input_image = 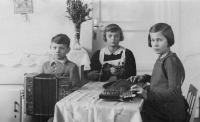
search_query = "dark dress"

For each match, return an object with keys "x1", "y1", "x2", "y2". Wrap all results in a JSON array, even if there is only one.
[
  {"x1": 141, "y1": 52, "x2": 187, "y2": 122},
  {"x1": 84, "y1": 48, "x2": 137, "y2": 81}
]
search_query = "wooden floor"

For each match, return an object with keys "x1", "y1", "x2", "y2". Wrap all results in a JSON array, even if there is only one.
[{"x1": 194, "y1": 118, "x2": 200, "y2": 122}]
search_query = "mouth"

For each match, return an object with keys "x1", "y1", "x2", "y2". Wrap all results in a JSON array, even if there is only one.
[
  {"x1": 154, "y1": 48, "x2": 159, "y2": 51},
  {"x1": 55, "y1": 54, "x2": 60, "y2": 56}
]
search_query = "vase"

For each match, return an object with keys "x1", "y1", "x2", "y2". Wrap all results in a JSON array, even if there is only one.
[{"x1": 73, "y1": 23, "x2": 82, "y2": 50}]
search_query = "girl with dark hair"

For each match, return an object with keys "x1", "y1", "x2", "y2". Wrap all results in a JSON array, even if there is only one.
[{"x1": 130, "y1": 23, "x2": 187, "y2": 122}]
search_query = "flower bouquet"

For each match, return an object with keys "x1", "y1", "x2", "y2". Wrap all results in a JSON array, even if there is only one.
[{"x1": 66, "y1": 0, "x2": 92, "y2": 50}]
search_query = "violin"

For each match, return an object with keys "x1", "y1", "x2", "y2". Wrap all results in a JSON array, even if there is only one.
[{"x1": 98, "y1": 63, "x2": 125, "y2": 81}]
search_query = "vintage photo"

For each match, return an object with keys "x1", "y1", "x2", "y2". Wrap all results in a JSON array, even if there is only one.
[{"x1": 0, "y1": 0, "x2": 200, "y2": 122}]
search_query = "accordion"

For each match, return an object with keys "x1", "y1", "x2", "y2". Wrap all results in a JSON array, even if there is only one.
[
  {"x1": 99, "y1": 79, "x2": 138, "y2": 101},
  {"x1": 24, "y1": 73, "x2": 71, "y2": 116}
]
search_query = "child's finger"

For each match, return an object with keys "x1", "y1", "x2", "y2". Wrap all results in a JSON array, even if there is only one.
[
  {"x1": 132, "y1": 76, "x2": 136, "y2": 82},
  {"x1": 131, "y1": 84, "x2": 137, "y2": 88},
  {"x1": 131, "y1": 94, "x2": 136, "y2": 97},
  {"x1": 130, "y1": 85, "x2": 137, "y2": 91},
  {"x1": 134, "y1": 76, "x2": 140, "y2": 82},
  {"x1": 129, "y1": 76, "x2": 135, "y2": 82},
  {"x1": 110, "y1": 67, "x2": 115, "y2": 70},
  {"x1": 130, "y1": 88, "x2": 138, "y2": 91},
  {"x1": 137, "y1": 91, "x2": 142, "y2": 94},
  {"x1": 138, "y1": 76, "x2": 143, "y2": 81}
]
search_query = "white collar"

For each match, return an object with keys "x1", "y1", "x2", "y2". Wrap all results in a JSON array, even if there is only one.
[
  {"x1": 159, "y1": 51, "x2": 173, "y2": 59},
  {"x1": 105, "y1": 46, "x2": 124, "y2": 55},
  {"x1": 50, "y1": 56, "x2": 68, "y2": 66}
]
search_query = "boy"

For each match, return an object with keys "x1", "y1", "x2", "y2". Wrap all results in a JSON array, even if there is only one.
[
  {"x1": 24, "y1": 34, "x2": 81, "y2": 122},
  {"x1": 41, "y1": 33, "x2": 81, "y2": 91}
]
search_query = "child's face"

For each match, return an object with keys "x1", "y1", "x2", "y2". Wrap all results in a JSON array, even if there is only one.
[
  {"x1": 150, "y1": 32, "x2": 169, "y2": 55},
  {"x1": 51, "y1": 42, "x2": 70, "y2": 60},
  {"x1": 106, "y1": 31, "x2": 121, "y2": 47}
]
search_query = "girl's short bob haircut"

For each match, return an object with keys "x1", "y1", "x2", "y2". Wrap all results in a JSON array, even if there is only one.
[
  {"x1": 148, "y1": 23, "x2": 174, "y2": 47},
  {"x1": 103, "y1": 24, "x2": 124, "y2": 42}
]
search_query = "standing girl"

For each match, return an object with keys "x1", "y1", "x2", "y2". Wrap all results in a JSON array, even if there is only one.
[
  {"x1": 84, "y1": 24, "x2": 136, "y2": 81},
  {"x1": 130, "y1": 23, "x2": 187, "y2": 122}
]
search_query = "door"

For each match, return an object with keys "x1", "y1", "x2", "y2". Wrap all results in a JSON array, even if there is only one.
[
  {"x1": 92, "y1": 0, "x2": 171, "y2": 75},
  {"x1": 0, "y1": 85, "x2": 23, "y2": 122}
]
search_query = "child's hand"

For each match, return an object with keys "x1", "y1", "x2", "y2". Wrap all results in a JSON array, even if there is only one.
[
  {"x1": 110, "y1": 67, "x2": 122, "y2": 75},
  {"x1": 88, "y1": 70, "x2": 101, "y2": 80},
  {"x1": 130, "y1": 75, "x2": 147, "y2": 83},
  {"x1": 130, "y1": 84, "x2": 147, "y2": 99}
]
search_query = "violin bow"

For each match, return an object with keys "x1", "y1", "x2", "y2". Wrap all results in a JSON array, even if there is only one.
[{"x1": 98, "y1": 65, "x2": 103, "y2": 82}]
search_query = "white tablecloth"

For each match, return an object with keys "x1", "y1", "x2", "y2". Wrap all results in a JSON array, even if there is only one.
[{"x1": 53, "y1": 82, "x2": 143, "y2": 122}]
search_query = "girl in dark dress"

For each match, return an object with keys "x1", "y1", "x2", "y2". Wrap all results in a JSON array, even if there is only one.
[
  {"x1": 130, "y1": 23, "x2": 187, "y2": 122},
  {"x1": 84, "y1": 24, "x2": 136, "y2": 82}
]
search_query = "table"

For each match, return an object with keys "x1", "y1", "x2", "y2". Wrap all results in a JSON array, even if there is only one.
[{"x1": 53, "y1": 82, "x2": 143, "y2": 122}]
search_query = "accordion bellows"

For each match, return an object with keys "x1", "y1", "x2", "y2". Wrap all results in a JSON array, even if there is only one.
[{"x1": 24, "y1": 73, "x2": 71, "y2": 116}]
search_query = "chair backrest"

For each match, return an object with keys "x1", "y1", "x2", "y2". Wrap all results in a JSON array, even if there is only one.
[{"x1": 186, "y1": 84, "x2": 198, "y2": 122}]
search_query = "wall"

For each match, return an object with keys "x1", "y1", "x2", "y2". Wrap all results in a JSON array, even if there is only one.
[
  {"x1": 179, "y1": 0, "x2": 200, "y2": 117},
  {"x1": 0, "y1": 0, "x2": 92, "y2": 84},
  {"x1": 1, "y1": 0, "x2": 92, "y2": 52}
]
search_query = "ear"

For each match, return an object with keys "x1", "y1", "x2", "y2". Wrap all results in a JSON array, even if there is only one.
[{"x1": 67, "y1": 47, "x2": 71, "y2": 53}]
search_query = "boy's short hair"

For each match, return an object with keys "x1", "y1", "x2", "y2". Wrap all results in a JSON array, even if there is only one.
[
  {"x1": 51, "y1": 34, "x2": 70, "y2": 47},
  {"x1": 103, "y1": 24, "x2": 124, "y2": 42},
  {"x1": 148, "y1": 23, "x2": 174, "y2": 47}
]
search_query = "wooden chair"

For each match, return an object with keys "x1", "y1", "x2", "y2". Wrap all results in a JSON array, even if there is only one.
[{"x1": 186, "y1": 84, "x2": 198, "y2": 122}]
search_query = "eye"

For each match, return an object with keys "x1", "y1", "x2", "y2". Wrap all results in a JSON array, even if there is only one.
[
  {"x1": 108, "y1": 34, "x2": 112, "y2": 38},
  {"x1": 115, "y1": 35, "x2": 120, "y2": 38}
]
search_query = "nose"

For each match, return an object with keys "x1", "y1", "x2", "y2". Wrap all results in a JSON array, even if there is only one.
[
  {"x1": 55, "y1": 48, "x2": 60, "y2": 53},
  {"x1": 111, "y1": 36, "x2": 115, "y2": 40},
  {"x1": 152, "y1": 41, "x2": 158, "y2": 47}
]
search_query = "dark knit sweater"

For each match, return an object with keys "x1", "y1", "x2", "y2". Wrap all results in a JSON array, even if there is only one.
[
  {"x1": 148, "y1": 52, "x2": 185, "y2": 102},
  {"x1": 141, "y1": 52, "x2": 187, "y2": 122}
]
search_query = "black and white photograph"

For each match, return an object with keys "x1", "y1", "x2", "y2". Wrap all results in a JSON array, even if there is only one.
[{"x1": 0, "y1": 0, "x2": 199, "y2": 122}]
